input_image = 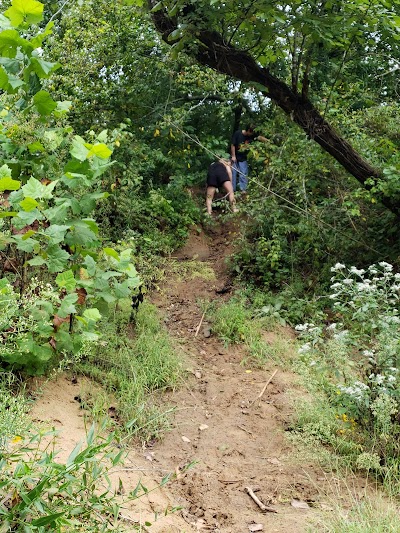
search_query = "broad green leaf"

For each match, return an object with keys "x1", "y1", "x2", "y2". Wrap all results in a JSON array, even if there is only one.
[
  {"x1": 90, "y1": 157, "x2": 115, "y2": 179},
  {"x1": 22, "y1": 177, "x2": 57, "y2": 200},
  {"x1": 33, "y1": 90, "x2": 57, "y2": 116},
  {"x1": 54, "y1": 100, "x2": 72, "y2": 117},
  {"x1": 70, "y1": 135, "x2": 89, "y2": 161},
  {"x1": 27, "y1": 255, "x2": 45, "y2": 266},
  {"x1": 22, "y1": 229, "x2": 35, "y2": 239},
  {"x1": 87, "y1": 143, "x2": 112, "y2": 159},
  {"x1": 7, "y1": 73, "x2": 23, "y2": 89},
  {"x1": 13, "y1": 235, "x2": 37, "y2": 253},
  {"x1": 79, "y1": 192, "x2": 109, "y2": 214},
  {"x1": 114, "y1": 281, "x2": 131, "y2": 299},
  {"x1": 56, "y1": 270, "x2": 76, "y2": 291},
  {"x1": 83, "y1": 255, "x2": 96, "y2": 276},
  {"x1": 0, "y1": 56, "x2": 19, "y2": 74},
  {"x1": 0, "y1": 29, "x2": 25, "y2": 58},
  {"x1": 43, "y1": 204, "x2": 68, "y2": 223},
  {"x1": 0, "y1": 66, "x2": 8, "y2": 90},
  {"x1": 126, "y1": 270, "x2": 141, "y2": 286},
  {"x1": 15, "y1": 208, "x2": 42, "y2": 226},
  {"x1": 19, "y1": 197, "x2": 38, "y2": 212},
  {"x1": 0, "y1": 164, "x2": 12, "y2": 178},
  {"x1": 5, "y1": 0, "x2": 44, "y2": 27},
  {"x1": 44, "y1": 224, "x2": 70, "y2": 244},
  {"x1": 0, "y1": 176, "x2": 20, "y2": 191},
  {"x1": 22, "y1": 177, "x2": 46, "y2": 199},
  {"x1": 96, "y1": 291, "x2": 116, "y2": 303},
  {"x1": 30, "y1": 21, "x2": 54, "y2": 48},
  {"x1": 103, "y1": 247, "x2": 119, "y2": 260},
  {"x1": 28, "y1": 141, "x2": 45, "y2": 153},
  {"x1": 82, "y1": 218, "x2": 98, "y2": 234},
  {"x1": 97, "y1": 130, "x2": 108, "y2": 142},
  {"x1": 46, "y1": 244, "x2": 70, "y2": 273},
  {"x1": 65, "y1": 221, "x2": 98, "y2": 246},
  {"x1": 58, "y1": 292, "x2": 78, "y2": 317},
  {"x1": 0, "y1": 65, "x2": 23, "y2": 93},
  {"x1": 0, "y1": 211, "x2": 17, "y2": 218},
  {"x1": 30, "y1": 56, "x2": 60, "y2": 79},
  {"x1": 83, "y1": 308, "x2": 101, "y2": 321},
  {"x1": 103, "y1": 271, "x2": 122, "y2": 279}
]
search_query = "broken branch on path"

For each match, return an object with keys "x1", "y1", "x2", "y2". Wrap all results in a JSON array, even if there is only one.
[
  {"x1": 194, "y1": 311, "x2": 206, "y2": 337},
  {"x1": 250, "y1": 369, "x2": 278, "y2": 407},
  {"x1": 245, "y1": 486, "x2": 278, "y2": 514}
]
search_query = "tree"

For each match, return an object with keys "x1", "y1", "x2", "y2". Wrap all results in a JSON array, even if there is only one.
[{"x1": 146, "y1": 0, "x2": 400, "y2": 217}]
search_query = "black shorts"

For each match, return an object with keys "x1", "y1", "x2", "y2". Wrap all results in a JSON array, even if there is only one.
[{"x1": 207, "y1": 162, "x2": 230, "y2": 188}]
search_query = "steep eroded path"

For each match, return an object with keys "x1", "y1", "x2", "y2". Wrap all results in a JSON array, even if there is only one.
[{"x1": 149, "y1": 219, "x2": 327, "y2": 532}]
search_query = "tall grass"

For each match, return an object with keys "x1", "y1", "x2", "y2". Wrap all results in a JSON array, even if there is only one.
[
  {"x1": 77, "y1": 301, "x2": 182, "y2": 441},
  {"x1": 314, "y1": 496, "x2": 400, "y2": 532}
]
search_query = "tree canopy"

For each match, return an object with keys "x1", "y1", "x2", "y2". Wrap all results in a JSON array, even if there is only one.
[{"x1": 146, "y1": 0, "x2": 400, "y2": 216}]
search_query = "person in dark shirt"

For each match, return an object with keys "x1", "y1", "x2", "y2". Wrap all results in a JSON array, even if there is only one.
[
  {"x1": 230, "y1": 124, "x2": 267, "y2": 193},
  {"x1": 206, "y1": 158, "x2": 238, "y2": 215}
]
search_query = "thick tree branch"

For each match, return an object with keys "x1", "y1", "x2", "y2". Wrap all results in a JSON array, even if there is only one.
[{"x1": 147, "y1": 0, "x2": 400, "y2": 217}]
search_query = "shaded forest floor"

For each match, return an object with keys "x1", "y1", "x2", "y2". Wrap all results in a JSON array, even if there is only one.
[{"x1": 30, "y1": 216, "x2": 376, "y2": 532}]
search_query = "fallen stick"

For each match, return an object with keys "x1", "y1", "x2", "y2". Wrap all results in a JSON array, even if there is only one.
[
  {"x1": 194, "y1": 311, "x2": 206, "y2": 337},
  {"x1": 237, "y1": 424, "x2": 254, "y2": 436},
  {"x1": 250, "y1": 369, "x2": 278, "y2": 407},
  {"x1": 245, "y1": 486, "x2": 278, "y2": 514}
]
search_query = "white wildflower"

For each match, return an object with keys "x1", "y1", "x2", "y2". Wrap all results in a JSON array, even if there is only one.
[
  {"x1": 295, "y1": 324, "x2": 308, "y2": 331},
  {"x1": 342, "y1": 278, "x2": 353, "y2": 285},
  {"x1": 333, "y1": 330, "x2": 348, "y2": 340},
  {"x1": 362, "y1": 350, "x2": 374, "y2": 357},
  {"x1": 298, "y1": 343, "x2": 311, "y2": 354},
  {"x1": 379, "y1": 261, "x2": 393, "y2": 271},
  {"x1": 331, "y1": 263, "x2": 346, "y2": 271},
  {"x1": 350, "y1": 266, "x2": 365, "y2": 276}
]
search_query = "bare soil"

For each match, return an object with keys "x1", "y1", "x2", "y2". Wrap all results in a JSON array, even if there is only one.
[{"x1": 29, "y1": 217, "x2": 369, "y2": 532}]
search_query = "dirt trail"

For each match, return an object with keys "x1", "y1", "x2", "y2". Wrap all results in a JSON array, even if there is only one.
[
  {"x1": 147, "y1": 219, "x2": 330, "y2": 532},
  {"x1": 30, "y1": 218, "x2": 345, "y2": 532}
]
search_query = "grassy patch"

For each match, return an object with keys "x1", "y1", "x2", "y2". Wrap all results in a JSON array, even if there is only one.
[
  {"x1": 313, "y1": 495, "x2": 400, "y2": 532},
  {"x1": 77, "y1": 301, "x2": 182, "y2": 441},
  {"x1": 0, "y1": 373, "x2": 29, "y2": 447},
  {"x1": 206, "y1": 295, "x2": 293, "y2": 367}
]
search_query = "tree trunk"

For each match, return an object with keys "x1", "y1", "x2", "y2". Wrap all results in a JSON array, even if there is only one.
[{"x1": 149, "y1": 3, "x2": 400, "y2": 217}]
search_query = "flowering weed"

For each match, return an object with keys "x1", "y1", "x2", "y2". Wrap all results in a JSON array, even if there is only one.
[{"x1": 293, "y1": 261, "x2": 400, "y2": 487}]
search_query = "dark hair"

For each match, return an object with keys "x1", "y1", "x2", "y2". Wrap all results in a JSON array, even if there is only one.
[{"x1": 245, "y1": 124, "x2": 255, "y2": 133}]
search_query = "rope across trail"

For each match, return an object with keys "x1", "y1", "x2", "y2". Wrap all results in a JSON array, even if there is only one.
[{"x1": 167, "y1": 118, "x2": 385, "y2": 257}]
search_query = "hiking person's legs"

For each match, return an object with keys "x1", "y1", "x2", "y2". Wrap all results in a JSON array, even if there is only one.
[
  {"x1": 231, "y1": 161, "x2": 240, "y2": 191},
  {"x1": 238, "y1": 160, "x2": 249, "y2": 192},
  {"x1": 206, "y1": 186, "x2": 216, "y2": 215},
  {"x1": 222, "y1": 180, "x2": 238, "y2": 213}
]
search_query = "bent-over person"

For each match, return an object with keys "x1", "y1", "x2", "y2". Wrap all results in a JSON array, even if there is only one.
[{"x1": 206, "y1": 159, "x2": 238, "y2": 215}]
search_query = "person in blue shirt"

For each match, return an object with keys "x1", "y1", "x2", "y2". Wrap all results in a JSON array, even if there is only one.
[{"x1": 230, "y1": 124, "x2": 267, "y2": 193}]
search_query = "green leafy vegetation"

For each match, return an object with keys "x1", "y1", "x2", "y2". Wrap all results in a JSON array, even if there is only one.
[{"x1": 1, "y1": 0, "x2": 400, "y2": 526}]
